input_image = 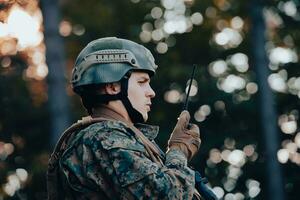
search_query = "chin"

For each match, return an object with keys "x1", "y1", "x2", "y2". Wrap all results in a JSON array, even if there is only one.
[{"x1": 142, "y1": 113, "x2": 148, "y2": 122}]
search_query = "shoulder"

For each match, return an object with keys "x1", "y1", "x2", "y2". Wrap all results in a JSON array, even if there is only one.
[
  {"x1": 79, "y1": 120, "x2": 129, "y2": 143},
  {"x1": 80, "y1": 120, "x2": 145, "y2": 152},
  {"x1": 82, "y1": 120, "x2": 129, "y2": 137}
]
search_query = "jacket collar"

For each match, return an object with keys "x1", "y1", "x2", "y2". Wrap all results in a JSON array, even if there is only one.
[
  {"x1": 134, "y1": 123, "x2": 159, "y2": 141},
  {"x1": 92, "y1": 105, "x2": 159, "y2": 140}
]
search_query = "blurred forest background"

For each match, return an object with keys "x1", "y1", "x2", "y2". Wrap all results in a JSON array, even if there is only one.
[{"x1": 0, "y1": 0, "x2": 300, "y2": 199}]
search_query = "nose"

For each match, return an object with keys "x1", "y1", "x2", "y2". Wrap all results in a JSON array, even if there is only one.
[{"x1": 147, "y1": 85, "x2": 156, "y2": 98}]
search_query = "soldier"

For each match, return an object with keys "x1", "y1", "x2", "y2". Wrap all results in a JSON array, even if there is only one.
[{"x1": 47, "y1": 37, "x2": 203, "y2": 199}]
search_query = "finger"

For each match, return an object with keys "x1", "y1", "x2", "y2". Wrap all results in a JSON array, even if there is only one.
[
  {"x1": 186, "y1": 130, "x2": 200, "y2": 138},
  {"x1": 191, "y1": 138, "x2": 201, "y2": 148},
  {"x1": 177, "y1": 110, "x2": 190, "y2": 128},
  {"x1": 188, "y1": 123, "x2": 200, "y2": 133}
]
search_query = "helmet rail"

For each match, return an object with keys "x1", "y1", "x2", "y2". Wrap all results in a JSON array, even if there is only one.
[{"x1": 72, "y1": 49, "x2": 139, "y2": 84}]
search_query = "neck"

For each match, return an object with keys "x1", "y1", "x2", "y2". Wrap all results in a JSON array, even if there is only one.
[{"x1": 92, "y1": 101, "x2": 132, "y2": 123}]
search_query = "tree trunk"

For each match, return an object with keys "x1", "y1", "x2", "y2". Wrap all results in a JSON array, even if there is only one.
[
  {"x1": 250, "y1": 1, "x2": 285, "y2": 200},
  {"x1": 40, "y1": 0, "x2": 71, "y2": 148}
]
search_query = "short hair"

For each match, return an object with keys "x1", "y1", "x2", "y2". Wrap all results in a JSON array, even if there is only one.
[{"x1": 78, "y1": 84, "x2": 106, "y2": 115}]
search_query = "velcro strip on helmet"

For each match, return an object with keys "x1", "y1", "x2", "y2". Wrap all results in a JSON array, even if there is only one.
[{"x1": 71, "y1": 49, "x2": 139, "y2": 83}]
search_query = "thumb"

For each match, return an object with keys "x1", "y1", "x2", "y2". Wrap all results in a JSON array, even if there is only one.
[{"x1": 189, "y1": 123, "x2": 199, "y2": 134}]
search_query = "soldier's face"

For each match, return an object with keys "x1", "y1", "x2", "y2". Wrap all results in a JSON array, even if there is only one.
[{"x1": 128, "y1": 72, "x2": 155, "y2": 121}]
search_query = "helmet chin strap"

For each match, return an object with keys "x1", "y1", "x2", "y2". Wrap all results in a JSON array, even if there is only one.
[
  {"x1": 119, "y1": 73, "x2": 145, "y2": 123},
  {"x1": 82, "y1": 72, "x2": 145, "y2": 123}
]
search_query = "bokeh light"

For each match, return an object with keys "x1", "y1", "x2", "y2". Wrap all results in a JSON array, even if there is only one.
[
  {"x1": 214, "y1": 28, "x2": 243, "y2": 49},
  {"x1": 6, "y1": 5, "x2": 43, "y2": 49},
  {"x1": 209, "y1": 60, "x2": 228, "y2": 77},
  {"x1": 277, "y1": 149, "x2": 289, "y2": 163},
  {"x1": 278, "y1": 1, "x2": 298, "y2": 17},
  {"x1": 164, "y1": 89, "x2": 181, "y2": 103},
  {"x1": 218, "y1": 74, "x2": 246, "y2": 93},
  {"x1": 278, "y1": 113, "x2": 297, "y2": 134},
  {"x1": 269, "y1": 47, "x2": 298, "y2": 66},
  {"x1": 230, "y1": 53, "x2": 249, "y2": 73},
  {"x1": 213, "y1": 186, "x2": 225, "y2": 199},
  {"x1": 231, "y1": 16, "x2": 244, "y2": 30},
  {"x1": 227, "y1": 150, "x2": 246, "y2": 167},
  {"x1": 268, "y1": 73, "x2": 287, "y2": 92},
  {"x1": 139, "y1": 0, "x2": 204, "y2": 53},
  {"x1": 59, "y1": 20, "x2": 72, "y2": 37},
  {"x1": 246, "y1": 179, "x2": 261, "y2": 198}
]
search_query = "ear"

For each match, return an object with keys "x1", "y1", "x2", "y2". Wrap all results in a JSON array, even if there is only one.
[{"x1": 105, "y1": 82, "x2": 121, "y2": 95}]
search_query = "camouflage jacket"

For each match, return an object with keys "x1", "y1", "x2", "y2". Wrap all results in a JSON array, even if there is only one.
[{"x1": 57, "y1": 106, "x2": 196, "y2": 199}]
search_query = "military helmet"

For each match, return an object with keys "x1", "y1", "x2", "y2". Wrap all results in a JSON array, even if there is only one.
[{"x1": 71, "y1": 37, "x2": 157, "y2": 94}]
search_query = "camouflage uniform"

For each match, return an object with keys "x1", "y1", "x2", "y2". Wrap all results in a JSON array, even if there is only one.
[{"x1": 58, "y1": 106, "x2": 196, "y2": 199}]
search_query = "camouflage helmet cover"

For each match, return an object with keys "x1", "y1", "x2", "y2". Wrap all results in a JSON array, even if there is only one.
[{"x1": 71, "y1": 37, "x2": 157, "y2": 94}]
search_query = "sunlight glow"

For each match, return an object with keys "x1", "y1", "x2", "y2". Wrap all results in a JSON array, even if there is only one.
[
  {"x1": 225, "y1": 138, "x2": 236, "y2": 149},
  {"x1": 243, "y1": 145, "x2": 255, "y2": 157},
  {"x1": 151, "y1": 7, "x2": 163, "y2": 19},
  {"x1": 219, "y1": 74, "x2": 246, "y2": 93},
  {"x1": 277, "y1": 149, "x2": 289, "y2": 163},
  {"x1": 16, "y1": 168, "x2": 28, "y2": 182},
  {"x1": 0, "y1": 4, "x2": 48, "y2": 81},
  {"x1": 223, "y1": 179, "x2": 236, "y2": 192},
  {"x1": 230, "y1": 53, "x2": 249, "y2": 73},
  {"x1": 212, "y1": 186, "x2": 225, "y2": 199},
  {"x1": 205, "y1": 7, "x2": 217, "y2": 18},
  {"x1": 209, "y1": 149, "x2": 222, "y2": 164},
  {"x1": 247, "y1": 179, "x2": 261, "y2": 198},
  {"x1": 164, "y1": 89, "x2": 181, "y2": 103},
  {"x1": 278, "y1": 114, "x2": 297, "y2": 134},
  {"x1": 0, "y1": 142, "x2": 15, "y2": 161},
  {"x1": 142, "y1": 22, "x2": 153, "y2": 31},
  {"x1": 7, "y1": 5, "x2": 43, "y2": 49},
  {"x1": 246, "y1": 82, "x2": 258, "y2": 94},
  {"x1": 280, "y1": 121, "x2": 297, "y2": 134},
  {"x1": 264, "y1": 8, "x2": 283, "y2": 28},
  {"x1": 194, "y1": 104, "x2": 211, "y2": 122},
  {"x1": 227, "y1": 165, "x2": 242, "y2": 180},
  {"x1": 231, "y1": 16, "x2": 244, "y2": 30},
  {"x1": 209, "y1": 60, "x2": 228, "y2": 77},
  {"x1": 190, "y1": 12, "x2": 203, "y2": 25},
  {"x1": 228, "y1": 150, "x2": 246, "y2": 167},
  {"x1": 285, "y1": 142, "x2": 297, "y2": 154},
  {"x1": 194, "y1": 110, "x2": 206, "y2": 122},
  {"x1": 281, "y1": 1, "x2": 297, "y2": 17},
  {"x1": 268, "y1": 73, "x2": 287, "y2": 92},
  {"x1": 3, "y1": 167, "x2": 28, "y2": 197},
  {"x1": 295, "y1": 132, "x2": 300, "y2": 148},
  {"x1": 185, "y1": 79, "x2": 198, "y2": 96},
  {"x1": 140, "y1": 0, "x2": 204, "y2": 53},
  {"x1": 221, "y1": 149, "x2": 231, "y2": 162},
  {"x1": 0, "y1": 22, "x2": 9, "y2": 37},
  {"x1": 139, "y1": 31, "x2": 152, "y2": 43},
  {"x1": 1, "y1": 56, "x2": 12, "y2": 68},
  {"x1": 4, "y1": 174, "x2": 20, "y2": 196},
  {"x1": 214, "y1": 28, "x2": 243, "y2": 48},
  {"x1": 156, "y1": 42, "x2": 168, "y2": 54},
  {"x1": 36, "y1": 64, "x2": 49, "y2": 79},
  {"x1": 59, "y1": 20, "x2": 72, "y2": 37},
  {"x1": 73, "y1": 24, "x2": 85, "y2": 36},
  {"x1": 152, "y1": 29, "x2": 164, "y2": 41},
  {"x1": 287, "y1": 77, "x2": 300, "y2": 96},
  {"x1": 269, "y1": 47, "x2": 298, "y2": 65}
]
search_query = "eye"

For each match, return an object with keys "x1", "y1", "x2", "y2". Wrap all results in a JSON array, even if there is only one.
[
  {"x1": 138, "y1": 79, "x2": 147, "y2": 84},
  {"x1": 138, "y1": 81, "x2": 145, "y2": 86}
]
